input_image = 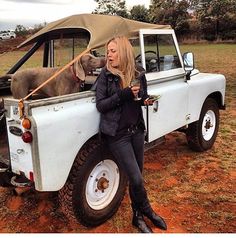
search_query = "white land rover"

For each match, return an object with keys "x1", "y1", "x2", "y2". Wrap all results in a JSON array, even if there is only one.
[
  {"x1": 0, "y1": 14, "x2": 226, "y2": 227},
  {"x1": 0, "y1": 31, "x2": 16, "y2": 40}
]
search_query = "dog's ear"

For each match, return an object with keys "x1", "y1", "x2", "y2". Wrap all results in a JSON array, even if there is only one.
[{"x1": 75, "y1": 59, "x2": 85, "y2": 81}]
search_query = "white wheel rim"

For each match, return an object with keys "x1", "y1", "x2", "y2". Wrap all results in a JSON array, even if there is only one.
[
  {"x1": 202, "y1": 109, "x2": 216, "y2": 141},
  {"x1": 85, "y1": 159, "x2": 120, "y2": 210}
]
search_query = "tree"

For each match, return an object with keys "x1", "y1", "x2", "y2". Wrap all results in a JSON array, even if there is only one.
[
  {"x1": 15, "y1": 25, "x2": 28, "y2": 36},
  {"x1": 192, "y1": 0, "x2": 236, "y2": 40},
  {"x1": 93, "y1": 0, "x2": 129, "y2": 18},
  {"x1": 149, "y1": 0, "x2": 190, "y2": 35},
  {"x1": 130, "y1": 5, "x2": 149, "y2": 22}
]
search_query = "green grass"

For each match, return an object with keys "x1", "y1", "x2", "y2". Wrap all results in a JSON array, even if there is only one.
[
  {"x1": 180, "y1": 44, "x2": 236, "y2": 76},
  {"x1": 0, "y1": 46, "x2": 88, "y2": 75},
  {"x1": 0, "y1": 51, "x2": 43, "y2": 75}
]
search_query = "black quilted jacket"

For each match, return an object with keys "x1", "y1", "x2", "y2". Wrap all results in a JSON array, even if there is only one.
[{"x1": 96, "y1": 66, "x2": 148, "y2": 136}]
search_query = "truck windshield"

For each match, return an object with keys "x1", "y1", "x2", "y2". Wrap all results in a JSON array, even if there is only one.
[{"x1": 143, "y1": 34, "x2": 182, "y2": 73}]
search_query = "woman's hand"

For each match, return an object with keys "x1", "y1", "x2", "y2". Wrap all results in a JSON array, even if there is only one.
[
  {"x1": 144, "y1": 96, "x2": 157, "y2": 106},
  {"x1": 144, "y1": 97, "x2": 154, "y2": 106},
  {"x1": 144, "y1": 95, "x2": 161, "y2": 106},
  {"x1": 130, "y1": 85, "x2": 140, "y2": 98}
]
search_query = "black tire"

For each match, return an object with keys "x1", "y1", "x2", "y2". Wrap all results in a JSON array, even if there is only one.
[
  {"x1": 59, "y1": 138, "x2": 127, "y2": 227},
  {"x1": 0, "y1": 100, "x2": 6, "y2": 135},
  {"x1": 186, "y1": 98, "x2": 219, "y2": 152}
]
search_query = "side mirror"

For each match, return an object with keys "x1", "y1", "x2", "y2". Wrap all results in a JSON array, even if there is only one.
[{"x1": 183, "y1": 52, "x2": 194, "y2": 80}]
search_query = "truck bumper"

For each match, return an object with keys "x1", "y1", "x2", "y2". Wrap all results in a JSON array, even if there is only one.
[
  {"x1": 0, "y1": 163, "x2": 14, "y2": 187},
  {"x1": 0, "y1": 162, "x2": 33, "y2": 188}
]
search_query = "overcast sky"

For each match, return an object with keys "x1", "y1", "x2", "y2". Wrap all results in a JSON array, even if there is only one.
[{"x1": 0, "y1": 0, "x2": 151, "y2": 31}]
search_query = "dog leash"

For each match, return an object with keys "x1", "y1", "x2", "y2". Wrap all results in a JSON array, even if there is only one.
[{"x1": 18, "y1": 48, "x2": 91, "y2": 118}]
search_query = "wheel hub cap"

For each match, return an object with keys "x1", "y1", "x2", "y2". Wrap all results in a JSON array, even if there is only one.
[
  {"x1": 204, "y1": 119, "x2": 213, "y2": 130},
  {"x1": 97, "y1": 177, "x2": 109, "y2": 191},
  {"x1": 202, "y1": 110, "x2": 216, "y2": 141},
  {"x1": 85, "y1": 159, "x2": 120, "y2": 210}
]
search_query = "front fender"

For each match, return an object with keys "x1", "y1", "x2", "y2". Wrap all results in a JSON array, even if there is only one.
[{"x1": 187, "y1": 72, "x2": 226, "y2": 123}]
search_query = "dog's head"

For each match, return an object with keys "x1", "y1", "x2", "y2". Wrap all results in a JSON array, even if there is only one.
[{"x1": 75, "y1": 54, "x2": 106, "y2": 81}]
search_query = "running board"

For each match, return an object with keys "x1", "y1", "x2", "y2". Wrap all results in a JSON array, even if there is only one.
[{"x1": 144, "y1": 136, "x2": 165, "y2": 152}]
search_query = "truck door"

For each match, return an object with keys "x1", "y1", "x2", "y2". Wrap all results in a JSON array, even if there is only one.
[{"x1": 138, "y1": 29, "x2": 189, "y2": 142}]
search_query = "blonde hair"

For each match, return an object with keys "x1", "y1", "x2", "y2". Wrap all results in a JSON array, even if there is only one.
[{"x1": 106, "y1": 36, "x2": 137, "y2": 88}]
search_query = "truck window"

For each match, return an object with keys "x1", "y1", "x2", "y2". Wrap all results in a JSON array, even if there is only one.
[
  {"x1": 49, "y1": 38, "x2": 88, "y2": 67},
  {"x1": 143, "y1": 34, "x2": 181, "y2": 73}
]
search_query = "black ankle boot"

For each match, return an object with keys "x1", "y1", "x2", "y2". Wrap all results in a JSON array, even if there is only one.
[
  {"x1": 141, "y1": 206, "x2": 167, "y2": 230},
  {"x1": 132, "y1": 210, "x2": 153, "y2": 233}
]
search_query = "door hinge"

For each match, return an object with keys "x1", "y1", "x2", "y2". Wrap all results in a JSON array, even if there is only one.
[{"x1": 186, "y1": 114, "x2": 191, "y2": 120}]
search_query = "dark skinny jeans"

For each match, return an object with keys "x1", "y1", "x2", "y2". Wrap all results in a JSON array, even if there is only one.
[{"x1": 105, "y1": 128, "x2": 149, "y2": 210}]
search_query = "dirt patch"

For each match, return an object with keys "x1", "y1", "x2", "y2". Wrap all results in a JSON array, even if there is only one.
[
  {"x1": 0, "y1": 126, "x2": 235, "y2": 233},
  {"x1": 0, "y1": 36, "x2": 29, "y2": 54}
]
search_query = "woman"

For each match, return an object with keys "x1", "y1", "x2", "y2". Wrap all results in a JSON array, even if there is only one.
[{"x1": 96, "y1": 36, "x2": 167, "y2": 233}]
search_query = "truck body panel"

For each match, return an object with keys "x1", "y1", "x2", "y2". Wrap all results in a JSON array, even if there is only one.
[
  {"x1": 146, "y1": 77, "x2": 188, "y2": 141},
  {"x1": 5, "y1": 92, "x2": 100, "y2": 191},
  {"x1": 187, "y1": 72, "x2": 226, "y2": 121}
]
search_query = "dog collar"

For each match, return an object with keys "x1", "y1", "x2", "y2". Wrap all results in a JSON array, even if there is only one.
[
  {"x1": 70, "y1": 65, "x2": 80, "y2": 83},
  {"x1": 70, "y1": 65, "x2": 85, "y2": 90}
]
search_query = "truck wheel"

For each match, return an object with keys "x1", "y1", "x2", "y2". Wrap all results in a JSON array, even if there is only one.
[
  {"x1": 186, "y1": 98, "x2": 219, "y2": 152},
  {"x1": 0, "y1": 100, "x2": 6, "y2": 134},
  {"x1": 59, "y1": 139, "x2": 127, "y2": 227}
]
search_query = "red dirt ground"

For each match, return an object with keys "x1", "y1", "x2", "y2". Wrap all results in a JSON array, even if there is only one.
[
  {"x1": 0, "y1": 120, "x2": 235, "y2": 233},
  {"x1": 0, "y1": 36, "x2": 28, "y2": 54}
]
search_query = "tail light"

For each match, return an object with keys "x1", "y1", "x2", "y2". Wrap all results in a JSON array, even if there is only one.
[
  {"x1": 29, "y1": 171, "x2": 34, "y2": 182},
  {"x1": 22, "y1": 131, "x2": 33, "y2": 143},
  {"x1": 22, "y1": 117, "x2": 31, "y2": 129},
  {"x1": 21, "y1": 117, "x2": 33, "y2": 143}
]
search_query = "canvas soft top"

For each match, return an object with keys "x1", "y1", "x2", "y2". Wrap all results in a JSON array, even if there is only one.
[{"x1": 18, "y1": 13, "x2": 171, "y2": 49}]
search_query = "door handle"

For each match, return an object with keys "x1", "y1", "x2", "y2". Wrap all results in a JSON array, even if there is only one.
[
  {"x1": 150, "y1": 95, "x2": 161, "y2": 113},
  {"x1": 153, "y1": 100, "x2": 159, "y2": 113}
]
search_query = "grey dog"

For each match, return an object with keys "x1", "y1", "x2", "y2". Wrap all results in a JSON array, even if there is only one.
[{"x1": 1, "y1": 53, "x2": 105, "y2": 99}]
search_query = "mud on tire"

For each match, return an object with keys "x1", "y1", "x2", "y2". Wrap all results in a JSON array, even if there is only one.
[
  {"x1": 59, "y1": 138, "x2": 127, "y2": 227},
  {"x1": 186, "y1": 98, "x2": 219, "y2": 152}
]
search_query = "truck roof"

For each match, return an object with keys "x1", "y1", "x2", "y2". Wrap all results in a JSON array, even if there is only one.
[{"x1": 18, "y1": 13, "x2": 171, "y2": 50}]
